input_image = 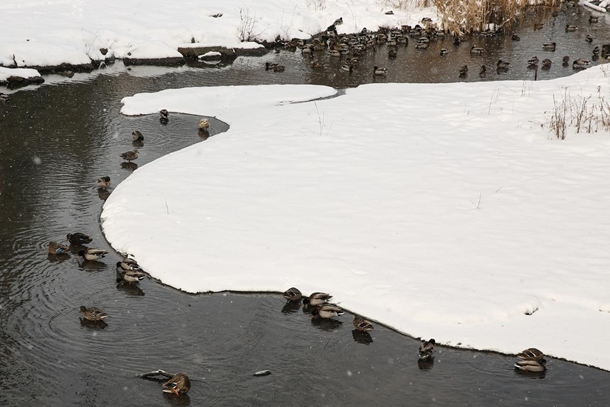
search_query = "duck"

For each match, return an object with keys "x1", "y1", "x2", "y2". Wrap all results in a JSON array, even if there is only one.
[
  {"x1": 120, "y1": 149, "x2": 139, "y2": 162},
  {"x1": 273, "y1": 65, "x2": 285, "y2": 72},
  {"x1": 0, "y1": 93, "x2": 9, "y2": 104},
  {"x1": 47, "y1": 241, "x2": 70, "y2": 255},
  {"x1": 453, "y1": 36, "x2": 461, "y2": 45},
  {"x1": 162, "y1": 373, "x2": 191, "y2": 396},
  {"x1": 496, "y1": 60, "x2": 510, "y2": 69},
  {"x1": 565, "y1": 24, "x2": 578, "y2": 32},
  {"x1": 283, "y1": 287, "x2": 302, "y2": 302},
  {"x1": 79, "y1": 306, "x2": 108, "y2": 321},
  {"x1": 458, "y1": 65, "x2": 468, "y2": 78},
  {"x1": 517, "y1": 347, "x2": 545, "y2": 361},
  {"x1": 479, "y1": 65, "x2": 487, "y2": 76},
  {"x1": 589, "y1": 15, "x2": 599, "y2": 24},
  {"x1": 132, "y1": 130, "x2": 144, "y2": 142},
  {"x1": 593, "y1": 46, "x2": 600, "y2": 55},
  {"x1": 311, "y1": 303, "x2": 344, "y2": 319},
  {"x1": 198, "y1": 118, "x2": 210, "y2": 130},
  {"x1": 418, "y1": 338, "x2": 436, "y2": 360},
  {"x1": 116, "y1": 259, "x2": 140, "y2": 271},
  {"x1": 310, "y1": 61, "x2": 324, "y2": 69},
  {"x1": 117, "y1": 268, "x2": 146, "y2": 284},
  {"x1": 514, "y1": 358, "x2": 547, "y2": 372},
  {"x1": 415, "y1": 42, "x2": 429, "y2": 50},
  {"x1": 67, "y1": 233, "x2": 92, "y2": 245},
  {"x1": 159, "y1": 109, "x2": 169, "y2": 121},
  {"x1": 534, "y1": 23, "x2": 544, "y2": 30},
  {"x1": 353, "y1": 315, "x2": 374, "y2": 332},
  {"x1": 264, "y1": 62, "x2": 279, "y2": 70},
  {"x1": 78, "y1": 248, "x2": 108, "y2": 261},
  {"x1": 302, "y1": 292, "x2": 332, "y2": 306},
  {"x1": 542, "y1": 42, "x2": 556, "y2": 51},
  {"x1": 542, "y1": 58, "x2": 552, "y2": 69},
  {"x1": 341, "y1": 63, "x2": 354, "y2": 72},
  {"x1": 470, "y1": 45, "x2": 484, "y2": 55},
  {"x1": 440, "y1": 48, "x2": 448, "y2": 56},
  {"x1": 527, "y1": 56, "x2": 539, "y2": 68},
  {"x1": 97, "y1": 176, "x2": 111, "y2": 189},
  {"x1": 585, "y1": 35, "x2": 593, "y2": 43},
  {"x1": 573, "y1": 58, "x2": 590, "y2": 69},
  {"x1": 562, "y1": 55, "x2": 570, "y2": 66},
  {"x1": 373, "y1": 66, "x2": 388, "y2": 76},
  {"x1": 333, "y1": 17, "x2": 343, "y2": 26},
  {"x1": 388, "y1": 49, "x2": 397, "y2": 59},
  {"x1": 511, "y1": 34, "x2": 520, "y2": 41}
]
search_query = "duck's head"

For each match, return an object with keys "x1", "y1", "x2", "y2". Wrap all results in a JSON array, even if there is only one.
[{"x1": 79, "y1": 306, "x2": 87, "y2": 312}]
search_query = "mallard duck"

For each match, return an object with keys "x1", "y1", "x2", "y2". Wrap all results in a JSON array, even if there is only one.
[
  {"x1": 514, "y1": 358, "x2": 546, "y2": 372},
  {"x1": 373, "y1": 66, "x2": 387, "y2": 76},
  {"x1": 527, "y1": 56, "x2": 539, "y2": 68},
  {"x1": 80, "y1": 306, "x2": 108, "y2": 321},
  {"x1": 283, "y1": 287, "x2": 302, "y2": 301},
  {"x1": 517, "y1": 347, "x2": 544, "y2": 361},
  {"x1": 311, "y1": 303, "x2": 344, "y2": 319},
  {"x1": 418, "y1": 338, "x2": 436, "y2": 360},
  {"x1": 562, "y1": 56, "x2": 570, "y2": 66},
  {"x1": 67, "y1": 233, "x2": 92, "y2": 245},
  {"x1": 328, "y1": 49, "x2": 341, "y2": 57},
  {"x1": 132, "y1": 130, "x2": 144, "y2": 142},
  {"x1": 542, "y1": 58, "x2": 552, "y2": 69},
  {"x1": 565, "y1": 24, "x2": 578, "y2": 32},
  {"x1": 78, "y1": 248, "x2": 108, "y2": 261},
  {"x1": 341, "y1": 63, "x2": 354, "y2": 72},
  {"x1": 573, "y1": 58, "x2": 590, "y2": 69},
  {"x1": 333, "y1": 17, "x2": 343, "y2": 26},
  {"x1": 0, "y1": 93, "x2": 9, "y2": 104},
  {"x1": 162, "y1": 373, "x2": 191, "y2": 396},
  {"x1": 272, "y1": 65, "x2": 285, "y2": 72},
  {"x1": 97, "y1": 176, "x2": 111, "y2": 189},
  {"x1": 470, "y1": 45, "x2": 484, "y2": 55},
  {"x1": 116, "y1": 259, "x2": 140, "y2": 271},
  {"x1": 458, "y1": 65, "x2": 468, "y2": 78},
  {"x1": 415, "y1": 42, "x2": 429, "y2": 50},
  {"x1": 542, "y1": 42, "x2": 556, "y2": 51},
  {"x1": 117, "y1": 268, "x2": 146, "y2": 284},
  {"x1": 353, "y1": 315, "x2": 374, "y2": 332},
  {"x1": 310, "y1": 61, "x2": 324, "y2": 69},
  {"x1": 48, "y1": 241, "x2": 70, "y2": 255},
  {"x1": 440, "y1": 48, "x2": 448, "y2": 56},
  {"x1": 159, "y1": 109, "x2": 169, "y2": 121},
  {"x1": 479, "y1": 65, "x2": 487, "y2": 76},
  {"x1": 534, "y1": 23, "x2": 544, "y2": 30},
  {"x1": 453, "y1": 36, "x2": 461, "y2": 45},
  {"x1": 198, "y1": 118, "x2": 210, "y2": 130},
  {"x1": 388, "y1": 49, "x2": 397, "y2": 59},
  {"x1": 120, "y1": 149, "x2": 139, "y2": 162},
  {"x1": 589, "y1": 15, "x2": 599, "y2": 24},
  {"x1": 511, "y1": 34, "x2": 520, "y2": 41},
  {"x1": 585, "y1": 35, "x2": 593, "y2": 43},
  {"x1": 496, "y1": 60, "x2": 510, "y2": 69},
  {"x1": 302, "y1": 292, "x2": 332, "y2": 306},
  {"x1": 593, "y1": 46, "x2": 600, "y2": 56}
]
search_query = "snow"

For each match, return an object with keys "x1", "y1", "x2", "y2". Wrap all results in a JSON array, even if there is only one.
[
  {"x1": 0, "y1": 0, "x2": 435, "y2": 68},
  {"x1": 103, "y1": 66, "x2": 610, "y2": 371},
  {"x1": 0, "y1": 67, "x2": 41, "y2": 81},
  {"x1": 125, "y1": 41, "x2": 183, "y2": 60}
]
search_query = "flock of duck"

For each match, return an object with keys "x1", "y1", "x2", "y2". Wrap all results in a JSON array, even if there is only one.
[
  {"x1": 264, "y1": 8, "x2": 602, "y2": 80},
  {"x1": 282, "y1": 287, "x2": 548, "y2": 372},
  {"x1": 44, "y1": 109, "x2": 213, "y2": 397}
]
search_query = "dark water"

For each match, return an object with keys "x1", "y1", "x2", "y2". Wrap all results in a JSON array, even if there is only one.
[{"x1": 1, "y1": 6, "x2": 610, "y2": 406}]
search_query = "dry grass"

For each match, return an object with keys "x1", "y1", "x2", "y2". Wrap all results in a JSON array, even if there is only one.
[
  {"x1": 432, "y1": 0, "x2": 561, "y2": 35},
  {"x1": 546, "y1": 86, "x2": 610, "y2": 140}
]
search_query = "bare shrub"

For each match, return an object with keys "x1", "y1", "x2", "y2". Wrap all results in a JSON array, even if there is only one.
[
  {"x1": 545, "y1": 87, "x2": 610, "y2": 139},
  {"x1": 237, "y1": 7, "x2": 258, "y2": 42}
]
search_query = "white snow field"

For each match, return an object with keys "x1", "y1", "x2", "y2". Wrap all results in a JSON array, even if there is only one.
[{"x1": 102, "y1": 66, "x2": 610, "y2": 371}]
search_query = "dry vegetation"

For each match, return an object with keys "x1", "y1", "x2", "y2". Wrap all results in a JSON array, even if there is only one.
[{"x1": 546, "y1": 87, "x2": 610, "y2": 140}]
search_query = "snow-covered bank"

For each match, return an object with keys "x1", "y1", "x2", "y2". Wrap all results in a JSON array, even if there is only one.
[
  {"x1": 0, "y1": 67, "x2": 44, "y2": 87},
  {"x1": 0, "y1": 0, "x2": 434, "y2": 69},
  {"x1": 103, "y1": 67, "x2": 610, "y2": 371}
]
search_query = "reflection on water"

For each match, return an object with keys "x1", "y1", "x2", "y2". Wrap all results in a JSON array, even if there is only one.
[{"x1": 1, "y1": 6, "x2": 610, "y2": 407}]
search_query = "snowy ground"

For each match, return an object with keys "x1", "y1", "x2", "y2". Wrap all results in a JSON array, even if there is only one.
[
  {"x1": 0, "y1": 0, "x2": 434, "y2": 69},
  {"x1": 102, "y1": 66, "x2": 610, "y2": 371}
]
